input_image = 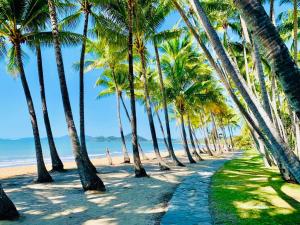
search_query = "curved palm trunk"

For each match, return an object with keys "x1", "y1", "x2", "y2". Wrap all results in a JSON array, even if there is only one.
[
  {"x1": 221, "y1": 125, "x2": 230, "y2": 151},
  {"x1": 36, "y1": 44, "x2": 64, "y2": 172},
  {"x1": 154, "y1": 42, "x2": 184, "y2": 166},
  {"x1": 180, "y1": 113, "x2": 196, "y2": 163},
  {"x1": 252, "y1": 41, "x2": 273, "y2": 119},
  {"x1": 269, "y1": 0, "x2": 275, "y2": 25},
  {"x1": 119, "y1": 94, "x2": 149, "y2": 160},
  {"x1": 210, "y1": 112, "x2": 221, "y2": 153},
  {"x1": 47, "y1": 0, "x2": 105, "y2": 191},
  {"x1": 294, "y1": 0, "x2": 298, "y2": 62},
  {"x1": 175, "y1": 0, "x2": 294, "y2": 180},
  {"x1": 155, "y1": 110, "x2": 170, "y2": 154},
  {"x1": 228, "y1": 126, "x2": 234, "y2": 149},
  {"x1": 79, "y1": 10, "x2": 97, "y2": 173},
  {"x1": 127, "y1": 0, "x2": 147, "y2": 177},
  {"x1": 189, "y1": 0, "x2": 300, "y2": 183},
  {"x1": 15, "y1": 42, "x2": 53, "y2": 183},
  {"x1": 192, "y1": 128, "x2": 205, "y2": 153},
  {"x1": 140, "y1": 50, "x2": 170, "y2": 170},
  {"x1": 0, "y1": 184, "x2": 19, "y2": 220},
  {"x1": 116, "y1": 91, "x2": 130, "y2": 163},
  {"x1": 187, "y1": 115, "x2": 202, "y2": 160},
  {"x1": 233, "y1": 0, "x2": 300, "y2": 119}
]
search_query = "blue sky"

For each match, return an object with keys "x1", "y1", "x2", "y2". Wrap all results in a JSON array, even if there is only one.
[
  {"x1": 0, "y1": 2, "x2": 289, "y2": 139},
  {"x1": 0, "y1": 10, "x2": 181, "y2": 140}
]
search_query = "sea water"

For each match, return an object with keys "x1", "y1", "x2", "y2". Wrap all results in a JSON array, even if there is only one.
[{"x1": 0, "y1": 136, "x2": 184, "y2": 168}]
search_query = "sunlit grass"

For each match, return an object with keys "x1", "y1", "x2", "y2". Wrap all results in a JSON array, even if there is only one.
[{"x1": 210, "y1": 150, "x2": 300, "y2": 225}]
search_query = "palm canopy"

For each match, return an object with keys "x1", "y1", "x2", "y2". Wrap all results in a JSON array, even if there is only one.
[
  {"x1": 161, "y1": 34, "x2": 217, "y2": 115},
  {"x1": 85, "y1": 38, "x2": 129, "y2": 97},
  {"x1": 0, "y1": 0, "x2": 83, "y2": 73}
]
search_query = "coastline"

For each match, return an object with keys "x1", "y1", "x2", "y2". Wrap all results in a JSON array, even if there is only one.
[
  {"x1": 0, "y1": 150, "x2": 174, "y2": 179},
  {"x1": 0, "y1": 150, "x2": 223, "y2": 225}
]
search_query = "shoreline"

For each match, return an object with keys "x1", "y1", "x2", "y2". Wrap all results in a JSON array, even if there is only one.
[
  {"x1": 0, "y1": 150, "x2": 223, "y2": 225},
  {"x1": 0, "y1": 150, "x2": 176, "y2": 180}
]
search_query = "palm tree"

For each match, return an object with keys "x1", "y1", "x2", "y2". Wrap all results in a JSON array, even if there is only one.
[
  {"x1": 60, "y1": 0, "x2": 104, "y2": 172},
  {"x1": 128, "y1": 0, "x2": 147, "y2": 176},
  {"x1": 161, "y1": 35, "x2": 213, "y2": 163},
  {"x1": 188, "y1": 0, "x2": 300, "y2": 181},
  {"x1": 0, "y1": 0, "x2": 53, "y2": 183},
  {"x1": 89, "y1": 39, "x2": 131, "y2": 163},
  {"x1": 47, "y1": 0, "x2": 106, "y2": 190},
  {"x1": 0, "y1": 184, "x2": 19, "y2": 220},
  {"x1": 36, "y1": 42, "x2": 64, "y2": 171},
  {"x1": 233, "y1": 0, "x2": 300, "y2": 119},
  {"x1": 149, "y1": 3, "x2": 184, "y2": 166},
  {"x1": 132, "y1": 0, "x2": 171, "y2": 170},
  {"x1": 93, "y1": 0, "x2": 148, "y2": 176}
]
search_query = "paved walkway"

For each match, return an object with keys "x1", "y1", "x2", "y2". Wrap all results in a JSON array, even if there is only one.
[{"x1": 160, "y1": 152, "x2": 241, "y2": 225}]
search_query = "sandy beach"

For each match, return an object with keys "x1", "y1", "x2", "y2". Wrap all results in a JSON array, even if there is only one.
[{"x1": 0, "y1": 151, "x2": 224, "y2": 225}]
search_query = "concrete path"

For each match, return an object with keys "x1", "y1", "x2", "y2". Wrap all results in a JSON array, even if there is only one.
[{"x1": 160, "y1": 152, "x2": 241, "y2": 225}]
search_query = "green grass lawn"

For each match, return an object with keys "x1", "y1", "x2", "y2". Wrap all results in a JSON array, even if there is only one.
[{"x1": 210, "y1": 150, "x2": 300, "y2": 225}]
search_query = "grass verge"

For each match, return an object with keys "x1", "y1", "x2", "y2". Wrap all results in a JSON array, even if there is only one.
[{"x1": 210, "y1": 150, "x2": 300, "y2": 225}]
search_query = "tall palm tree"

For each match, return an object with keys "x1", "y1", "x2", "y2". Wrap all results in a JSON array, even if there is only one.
[
  {"x1": 90, "y1": 39, "x2": 131, "y2": 163},
  {"x1": 161, "y1": 35, "x2": 213, "y2": 163},
  {"x1": 36, "y1": 41, "x2": 64, "y2": 171},
  {"x1": 188, "y1": 0, "x2": 300, "y2": 182},
  {"x1": 60, "y1": 0, "x2": 104, "y2": 172},
  {"x1": 128, "y1": 0, "x2": 147, "y2": 176},
  {"x1": 0, "y1": 0, "x2": 53, "y2": 183},
  {"x1": 233, "y1": 0, "x2": 300, "y2": 119},
  {"x1": 47, "y1": 0, "x2": 106, "y2": 190},
  {"x1": 149, "y1": 3, "x2": 184, "y2": 166}
]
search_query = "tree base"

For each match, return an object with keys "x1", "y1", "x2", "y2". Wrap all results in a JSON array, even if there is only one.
[
  {"x1": 123, "y1": 157, "x2": 131, "y2": 164},
  {"x1": 35, "y1": 174, "x2": 53, "y2": 183},
  {"x1": 50, "y1": 164, "x2": 65, "y2": 172},
  {"x1": 83, "y1": 177, "x2": 106, "y2": 192},
  {"x1": 188, "y1": 159, "x2": 197, "y2": 164},
  {"x1": 135, "y1": 167, "x2": 148, "y2": 178},
  {"x1": 174, "y1": 161, "x2": 185, "y2": 167},
  {"x1": 0, "y1": 187, "x2": 19, "y2": 221},
  {"x1": 159, "y1": 163, "x2": 170, "y2": 171}
]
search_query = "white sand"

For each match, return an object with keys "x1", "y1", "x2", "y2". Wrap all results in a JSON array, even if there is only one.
[{"x1": 0, "y1": 151, "x2": 219, "y2": 225}]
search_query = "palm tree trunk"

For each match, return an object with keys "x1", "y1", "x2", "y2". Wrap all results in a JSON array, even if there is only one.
[
  {"x1": 249, "y1": 126, "x2": 273, "y2": 167},
  {"x1": 187, "y1": 115, "x2": 203, "y2": 161},
  {"x1": 127, "y1": 0, "x2": 147, "y2": 177},
  {"x1": 252, "y1": 40, "x2": 273, "y2": 119},
  {"x1": 140, "y1": 49, "x2": 170, "y2": 170},
  {"x1": 189, "y1": 0, "x2": 300, "y2": 183},
  {"x1": 79, "y1": 10, "x2": 97, "y2": 173},
  {"x1": 154, "y1": 110, "x2": 170, "y2": 154},
  {"x1": 233, "y1": 0, "x2": 300, "y2": 119},
  {"x1": 180, "y1": 113, "x2": 196, "y2": 163},
  {"x1": 116, "y1": 91, "x2": 130, "y2": 163},
  {"x1": 228, "y1": 126, "x2": 234, "y2": 149},
  {"x1": 0, "y1": 184, "x2": 19, "y2": 220},
  {"x1": 47, "y1": 0, "x2": 105, "y2": 190},
  {"x1": 269, "y1": 0, "x2": 275, "y2": 25},
  {"x1": 120, "y1": 93, "x2": 149, "y2": 160},
  {"x1": 210, "y1": 112, "x2": 221, "y2": 153},
  {"x1": 36, "y1": 43, "x2": 64, "y2": 172},
  {"x1": 294, "y1": 0, "x2": 298, "y2": 63},
  {"x1": 191, "y1": 127, "x2": 204, "y2": 153},
  {"x1": 154, "y1": 41, "x2": 184, "y2": 166},
  {"x1": 15, "y1": 42, "x2": 53, "y2": 183}
]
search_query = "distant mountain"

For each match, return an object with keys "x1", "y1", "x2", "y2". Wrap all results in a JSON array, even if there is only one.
[
  {"x1": 0, "y1": 134, "x2": 150, "y2": 143},
  {"x1": 0, "y1": 134, "x2": 182, "y2": 144}
]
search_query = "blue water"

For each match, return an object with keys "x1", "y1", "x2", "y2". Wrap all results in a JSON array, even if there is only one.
[{"x1": 0, "y1": 136, "x2": 183, "y2": 168}]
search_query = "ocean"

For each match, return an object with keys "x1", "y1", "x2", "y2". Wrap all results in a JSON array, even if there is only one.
[{"x1": 0, "y1": 136, "x2": 184, "y2": 168}]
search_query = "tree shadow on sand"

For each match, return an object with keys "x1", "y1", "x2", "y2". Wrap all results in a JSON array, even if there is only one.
[{"x1": 0, "y1": 156, "x2": 223, "y2": 225}]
